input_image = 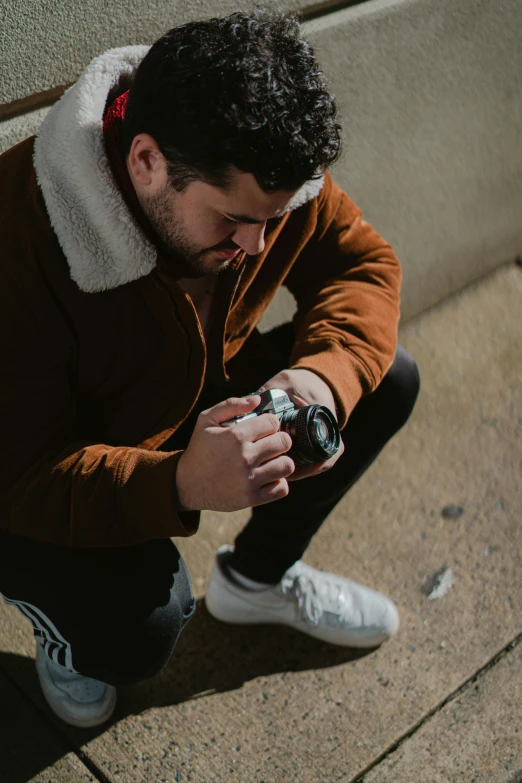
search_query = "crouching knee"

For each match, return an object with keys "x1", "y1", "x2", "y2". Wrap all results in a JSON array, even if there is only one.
[{"x1": 78, "y1": 595, "x2": 196, "y2": 687}]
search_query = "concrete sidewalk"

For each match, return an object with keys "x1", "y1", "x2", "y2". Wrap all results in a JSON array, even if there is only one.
[{"x1": 0, "y1": 262, "x2": 520, "y2": 783}]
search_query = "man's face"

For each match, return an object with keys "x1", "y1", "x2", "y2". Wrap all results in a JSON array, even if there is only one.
[{"x1": 140, "y1": 167, "x2": 299, "y2": 275}]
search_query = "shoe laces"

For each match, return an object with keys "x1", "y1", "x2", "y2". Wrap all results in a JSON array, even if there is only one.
[{"x1": 280, "y1": 565, "x2": 359, "y2": 628}]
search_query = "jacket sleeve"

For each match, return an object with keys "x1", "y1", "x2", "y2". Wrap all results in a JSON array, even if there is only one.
[
  {"x1": 0, "y1": 256, "x2": 199, "y2": 548},
  {"x1": 284, "y1": 172, "x2": 402, "y2": 427}
]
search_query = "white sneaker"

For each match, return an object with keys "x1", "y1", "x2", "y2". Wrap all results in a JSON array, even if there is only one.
[
  {"x1": 35, "y1": 642, "x2": 117, "y2": 727},
  {"x1": 205, "y1": 545, "x2": 399, "y2": 648}
]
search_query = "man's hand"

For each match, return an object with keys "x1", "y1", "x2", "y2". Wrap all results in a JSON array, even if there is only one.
[
  {"x1": 257, "y1": 368, "x2": 345, "y2": 480},
  {"x1": 176, "y1": 395, "x2": 295, "y2": 512}
]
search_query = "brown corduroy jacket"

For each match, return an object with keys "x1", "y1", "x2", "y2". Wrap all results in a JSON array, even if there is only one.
[{"x1": 0, "y1": 47, "x2": 401, "y2": 549}]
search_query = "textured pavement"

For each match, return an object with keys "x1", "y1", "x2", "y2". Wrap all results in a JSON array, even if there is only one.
[{"x1": 0, "y1": 262, "x2": 521, "y2": 782}]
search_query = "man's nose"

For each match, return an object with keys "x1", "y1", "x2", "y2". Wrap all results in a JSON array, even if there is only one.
[{"x1": 232, "y1": 222, "x2": 266, "y2": 255}]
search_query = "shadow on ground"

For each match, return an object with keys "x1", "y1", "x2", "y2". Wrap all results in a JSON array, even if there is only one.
[
  {"x1": 0, "y1": 598, "x2": 373, "y2": 781},
  {"x1": 120, "y1": 597, "x2": 371, "y2": 711}
]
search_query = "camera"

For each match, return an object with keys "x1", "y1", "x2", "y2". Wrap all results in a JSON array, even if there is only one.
[{"x1": 222, "y1": 388, "x2": 340, "y2": 466}]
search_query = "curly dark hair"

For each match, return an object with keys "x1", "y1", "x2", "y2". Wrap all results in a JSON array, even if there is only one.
[{"x1": 122, "y1": 8, "x2": 342, "y2": 192}]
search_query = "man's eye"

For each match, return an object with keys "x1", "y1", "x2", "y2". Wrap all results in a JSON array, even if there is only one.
[
  {"x1": 267, "y1": 215, "x2": 284, "y2": 228},
  {"x1": 223, "y1": 216, "x2": 240, "y2": 225}
]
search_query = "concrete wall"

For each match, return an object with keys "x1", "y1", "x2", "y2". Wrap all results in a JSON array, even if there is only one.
[
  {"x1": 0, "y1": 107, "x2": 51, "y2": 156},
  {"x1": 307, "y1": 0, "x2": 522, "y2": 320},
  {"x1": 1, "y1": 0, "x2": 520, "y2": 322},
  {"x1": 0, "y1": 1, "x2": 310, "y2": 107}
]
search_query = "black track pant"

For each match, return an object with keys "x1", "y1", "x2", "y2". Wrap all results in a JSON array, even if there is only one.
[{"x1": 0, "y1": 326, "x2": 419, "y2": 685}]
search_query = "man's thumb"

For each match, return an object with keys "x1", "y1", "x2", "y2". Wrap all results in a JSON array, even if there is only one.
[{"x1": 205, "y1": 394, "x2": 261, "y2": 426}]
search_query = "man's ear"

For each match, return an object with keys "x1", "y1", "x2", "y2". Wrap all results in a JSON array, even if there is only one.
[{"x1": 127, "y1": 133, "x2": 168, "y2": 192}]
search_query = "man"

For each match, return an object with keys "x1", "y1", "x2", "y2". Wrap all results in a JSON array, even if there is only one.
[{"x1": 0, "y1": 10, "x2": 419, "y2": 727}]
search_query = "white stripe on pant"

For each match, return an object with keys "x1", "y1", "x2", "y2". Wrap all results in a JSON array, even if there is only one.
[{"x1": 2, "y1": 595, "x2": 76, "y2": 671}]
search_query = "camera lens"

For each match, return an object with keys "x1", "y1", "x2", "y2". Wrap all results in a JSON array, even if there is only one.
[
  {"x1": 313, "y1": 410, "x2": 335, "y2": 451},
  {"x1": 281, "y1": 404, "x2": 340, "y2": 466}
]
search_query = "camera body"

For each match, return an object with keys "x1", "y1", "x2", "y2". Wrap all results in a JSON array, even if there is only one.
[{"x1": 221, "y1": 388, "x2": 340, "y2": 466}]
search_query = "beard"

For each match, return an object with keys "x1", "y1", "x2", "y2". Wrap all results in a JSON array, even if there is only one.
[{"x1": 141, "y1": 186, "x2": 237, "y2": 276}]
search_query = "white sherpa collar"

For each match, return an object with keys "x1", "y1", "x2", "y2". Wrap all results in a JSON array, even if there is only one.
[{"x1": 34, "y1": 47, "x2": 324, "y2": 293}]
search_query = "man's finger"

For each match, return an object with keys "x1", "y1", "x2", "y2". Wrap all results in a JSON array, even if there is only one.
[
  {"x1": 287, "y1": 434, "x2": 344, "y2": 480},
  {"x1": 254, "y1": 478, "x2": 290, "y2": 505},
  {"x1": 287, "y1": 463, "x2": 325, "y2": 481},
  {"x1": 251, "y1": 431, "x2": 292, "y2": 464},
  {"x1": 288, "y1": 455, "x2": 337, "y2": 481},
  {"x1": 253, "y1": 454, "x2": 295, "y2": 486}
]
